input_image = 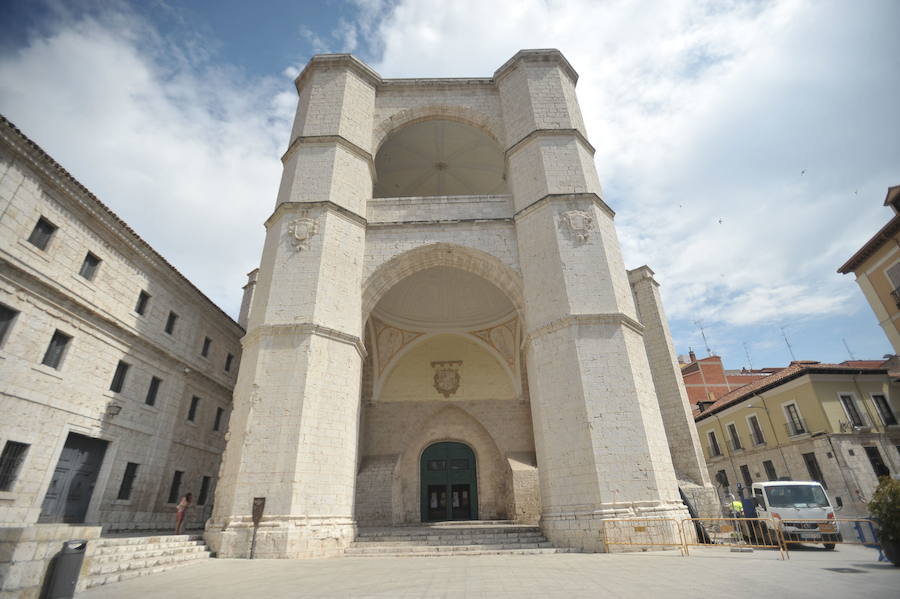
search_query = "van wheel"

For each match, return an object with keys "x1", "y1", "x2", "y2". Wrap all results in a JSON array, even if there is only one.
[{"x1": 823, "y1": 543, "x2": 836, "y2": 550}]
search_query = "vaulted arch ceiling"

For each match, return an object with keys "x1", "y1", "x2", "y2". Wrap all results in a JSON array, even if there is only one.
[{"x1": 373, "y1": 119, "x2": 508, "y2": 198}]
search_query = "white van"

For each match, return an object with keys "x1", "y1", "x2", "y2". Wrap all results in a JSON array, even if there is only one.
[{"x1": 748, "y1": 480, "x2": 841, "y2": 549}]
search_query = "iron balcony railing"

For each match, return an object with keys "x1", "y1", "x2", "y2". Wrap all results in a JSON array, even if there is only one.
[{"x1": 784, "y1": 418, "x2": 808, "y2": 437}]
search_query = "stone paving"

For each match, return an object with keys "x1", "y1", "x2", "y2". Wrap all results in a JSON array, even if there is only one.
[{"x1": 77, "y1": 544, "x2": 898, "y2": 598}]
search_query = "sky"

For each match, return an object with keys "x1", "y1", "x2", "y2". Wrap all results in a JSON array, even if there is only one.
[{"x1": 0, "y1": 0, "x2": 898, "y2": 370}]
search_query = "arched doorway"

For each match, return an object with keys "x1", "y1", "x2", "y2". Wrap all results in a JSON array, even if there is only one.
[{"x1": 420, "y1": 442, "x2": 478, "y2": 522}]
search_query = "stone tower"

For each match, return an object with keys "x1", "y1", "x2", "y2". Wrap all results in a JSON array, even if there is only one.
[{"x1": 206, "y1": 49, "x2": 713, "y2": 558}]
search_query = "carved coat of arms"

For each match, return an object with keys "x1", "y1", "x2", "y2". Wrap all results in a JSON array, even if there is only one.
[
  {"x1": 287, "y1": 217, "x2": 319, "y2": 251},
  {"x1": 431, "y1": 360, "x2": 462, "y2": 398},
  {"x1": 561, "y1": 210, "x2": 594, "y2": 242}
]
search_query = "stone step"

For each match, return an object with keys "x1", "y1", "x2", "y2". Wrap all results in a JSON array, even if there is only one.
[
  {"x1": 94, "y1": 534, "x2": 203, "y2": 547},
  {"x1": 92, "y1": 539, "x2": 207, "y2": 557},
  {"x1": 81, "y1": 552, "x2": 208, "y2": 589},
  {"x1": 345, "y1": 542, "x2": 555, "y2": 555},
  {"x1": 346, "y1": 547, "x2": 577, "y2": 558},
  {"x1": 356, "y1": 533, "x2": 545, "y2": 545},
  {"x1": 357, "y1": 526, "x2": 541, "y2": 538},
  {"x1": 352, "y1": 535, "x2": 548, "y2": 545},
  {"x1": 88, "y1": 545, "x2": 210, "y2": 572}
]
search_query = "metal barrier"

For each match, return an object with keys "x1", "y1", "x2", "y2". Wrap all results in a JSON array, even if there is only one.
[
  {"x1": 777, "y1": 518, "x2": 880, "y2": 555},
  {"x1": 680, "y1": 518, "x2": 786, "y2": 559},
  {"x1": 600, "y1": 518, "x2": 685, "y2": 555}
]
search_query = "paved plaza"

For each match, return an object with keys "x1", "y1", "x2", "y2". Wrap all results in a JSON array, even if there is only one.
[{"x1": 78, "y1": 545, "x2": 898, "y2": 599}]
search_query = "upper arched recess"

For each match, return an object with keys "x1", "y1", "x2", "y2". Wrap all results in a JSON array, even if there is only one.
[{"x1": 373, "y1": 119, "x2": 509, "y2": 198}]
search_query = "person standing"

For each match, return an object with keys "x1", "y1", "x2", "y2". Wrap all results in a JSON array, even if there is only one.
[{"x1": 175, "y1": 493, "x2": 193, "y2": 534}]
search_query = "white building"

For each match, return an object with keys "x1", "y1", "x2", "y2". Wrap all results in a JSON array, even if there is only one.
[
  {"x1": 207, "y1": 49, "x2": 717, "y2": 559},
  {"x1": 0, "y1": 116, "x2": 243, "y2": 593}
]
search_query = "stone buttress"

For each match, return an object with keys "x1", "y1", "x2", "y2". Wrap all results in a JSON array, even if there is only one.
[{"x1": 206, "y1": 55, "x2": 376, "y2": 558}]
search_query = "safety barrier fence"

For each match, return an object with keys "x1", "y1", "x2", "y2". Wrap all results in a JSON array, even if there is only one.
[
  {"x1": 599, "y1": 518, "x2": 685, "y2": 556},
  {"x1": 597, "y1": 517, "x2": 882, "y2": 560},
  {"x1": 681, "y1": 517, "x2": 786, "y2": 559}
]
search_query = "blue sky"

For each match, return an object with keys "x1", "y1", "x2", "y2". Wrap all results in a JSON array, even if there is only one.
[{"x1": 1, "y1": 0, "x2": 898, "y2": 370}]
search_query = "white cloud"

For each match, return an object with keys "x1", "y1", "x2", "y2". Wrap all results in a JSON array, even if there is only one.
[
  {"x1": 353, "y1": 0, "x2": 900, "y2": 330},
  {"x1": 0, "y1": 9, "x2": 292, "y2": 318}
]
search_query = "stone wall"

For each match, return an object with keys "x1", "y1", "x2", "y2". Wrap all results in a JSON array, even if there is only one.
[{"x1": 0, "y1": 118, "x2": 242, "y2": 540}]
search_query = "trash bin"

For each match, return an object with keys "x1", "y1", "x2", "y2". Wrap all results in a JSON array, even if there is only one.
[{"x1": 43, "y1": 539, "x2": 87, "y2": 599}]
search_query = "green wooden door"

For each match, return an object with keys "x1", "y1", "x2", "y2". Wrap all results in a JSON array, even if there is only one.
[{"x1": 420, "y1": 442, "x2": 477, "y2": 522}]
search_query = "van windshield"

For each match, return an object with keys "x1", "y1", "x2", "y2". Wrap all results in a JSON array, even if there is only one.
[{"x1": 764, "y1": 485, "x2": 829, "y2": 508}]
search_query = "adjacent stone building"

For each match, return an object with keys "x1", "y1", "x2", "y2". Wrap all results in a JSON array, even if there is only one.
[
  {"x1": 839, "y1": 185, "x2": 900, "y2": 353},
  {"x1": 694, "y1": 359, "x2": 900, "y2": 517},
  {"x1": 207, "y1": 49, "x2": 717, "y2": 559},
  {"x1": 0, "y1": 116, "x2": 243, "y2": 594}
]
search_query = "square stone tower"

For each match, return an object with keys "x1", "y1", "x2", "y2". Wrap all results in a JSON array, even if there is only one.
[{"x1": 206, "y1": 50, "x2": 712, "y2": 558}]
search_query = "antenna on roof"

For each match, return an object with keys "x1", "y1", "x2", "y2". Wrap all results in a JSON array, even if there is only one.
[
  {"x1": 780, "y1": 325, "x2": 797, "y2": 361},
  {"x1": 842, "y1": 338, "x2": 856, "y2": 361},
  {"x1": 743, "y1": 342, "x2": 754, "y2": 371},
  {"x1": 694, "y1": 320, "x2": 713, "y2": 356}
]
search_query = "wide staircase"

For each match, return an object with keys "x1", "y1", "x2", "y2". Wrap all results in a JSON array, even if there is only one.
[
  {"x1": 79, "y1": 533, "x2": 210, "y2": 590},
  {"x1": 345, "y1": 521, "x2": 576, "y2": 557}
]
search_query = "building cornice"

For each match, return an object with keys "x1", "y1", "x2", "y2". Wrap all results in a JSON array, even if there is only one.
[
  {"x1": 265, "y1": 201, "x2": 367, "y2": 229},
  {"x1": 0, "y1": 115, "x2": 244, "y2": 337},
  {"x1": 294, "y1": 54, "x2": 382, "y2": 93},
  {"x1": 505, "y1": 128, "x2": 595, "y2": 158},
  {"x1": 524, "y1": 313, "x2": 644, "y2": 348},
  {"x1": 514, "y1": 192, "x2": 615, "y2": 222},
  {"x1": 838, "y1": 213, "x2": 900, "y2": 274},
  {"x1": 494, "y1": 49, "x2": 579, "y2": 85},
  {"x1": 242, "y1": 323, "x2": 366, "y2": 359}
]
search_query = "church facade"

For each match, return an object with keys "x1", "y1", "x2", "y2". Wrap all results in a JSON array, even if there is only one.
[{"x1": 207, "y1": 49, "x2": 717, "y2": 559}]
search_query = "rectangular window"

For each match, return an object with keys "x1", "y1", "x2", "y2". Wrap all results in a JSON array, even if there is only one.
[
  {"x1": 78, "y1": 252, "x2": 101, "y2": 280},
  {"x1": 135, "y1": 290, "x2": 150, "y2": 315},
  {"x1": 785, "y1": 403, "x2": 805, "y2": 435},
  {"x1": 213, "y1": 407, "x2": 224, "y2": 431},
  {"x1": 864, "y1": 446, "x2": 890, "y2": 478},
  {"x1": 165, "y1": 311, "x2": 178, "y2": 335},
  {"x1": 187, "y1": 396, "x2": 200, "y2": 422},
  {"x1": 145, "y1": 376, "x2": 162, "y2": 406},
  {"x1": 707, "y1": 431, "x2": 721, "y2": 456},
  {"x1": 201, "y1": 337, "x2": 212, "y2": 357},
  {"x1": 802, "y1": 452, "x2": 826, "y2": 489},
  {"x1": 110, "y1": 360, "x2": 130, "y2": 393},
  {"x1": 727, "y1": 423, "x2": 742, "y2": 451},
  {"x1": 740, "y1": 464, "x2": 753, "y2": 488},
  {"x1": 117, "y1": 462, "x2": 139, "y2": 500},
  {"x1": 27, "y1": 216, "x2": 57, "y2": 250},
  {"x1": 0, "y1": 441, "x2": 29, "y2": 491},
  {"x1": 872, "y1": 394, "x2": 897, "y2": 426},
  {"x1": 198, "y1": 476, "x2": 211, "y2": 505},
  {"x1": 715, "y1": 469, "x2": 729, "y2": 489},
  {"x1": 748, "y1": 415, "x2": 765, "y2": 446},
  {"x1": 763, "y1": 460, "x2": 777, "y2": 481},
  {"x1": 224, "y1": 353, "x2": 234, "y2": 372},
  {"x1": 167, "y1": 470, "x2": 183, "y2": 504},
  {"x1": 839, "y1": 393, "x2": 865, "y2": 427},
  {"x1": 0, "y1": 303, "x2": 19, "y2": 345},
  {"x1": 41, "y1": 330, "x2": 71, "y2": 369}
]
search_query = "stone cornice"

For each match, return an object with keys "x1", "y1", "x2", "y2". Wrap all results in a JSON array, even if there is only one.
[
  {"x1": 524, "y1": 313, "x2": 645, "y2": 347},
  {"x1": 264, "y1": 201, "x2": 368, "y2": 229},
  {"x1": 242, "y1": 323, "x2": 366, "y2": 359},
  {"x1": 0, "y1": 115, "x2": 244, "y2": 338},
  {"x1": 494, "y1": 49, "x2": 579, "y2": 85},
  {"x1": 514, "y1": 192, "x2": 616, "y2": 222},
  {"x1": 294, "y1": 54, "x2": 381, "y2": 93},
  {"x1": 368, "y1": 218, "x2": 513, "y2": 228},
  {"x1": 281, "y1": 134, "x2": 373, "y2": 165},
  {"x1": 505, "y1": 128, "x2": 595, "y2": 158},
  {"x1": 627, "y1": 265, "x2": 659, "y2": 287}
]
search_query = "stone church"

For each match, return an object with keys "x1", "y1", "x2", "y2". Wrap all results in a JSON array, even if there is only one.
[{"x1": 206, "y1": 49, "x2": 717, "y2": 559}]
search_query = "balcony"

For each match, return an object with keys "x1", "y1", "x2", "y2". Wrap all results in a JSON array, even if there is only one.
[
  {"x1": 784, "y1": 418, "x2": 808, "y2": 437},
  {"x1": 838, "y1": 420, "x2": 872, "y2": 433}
]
